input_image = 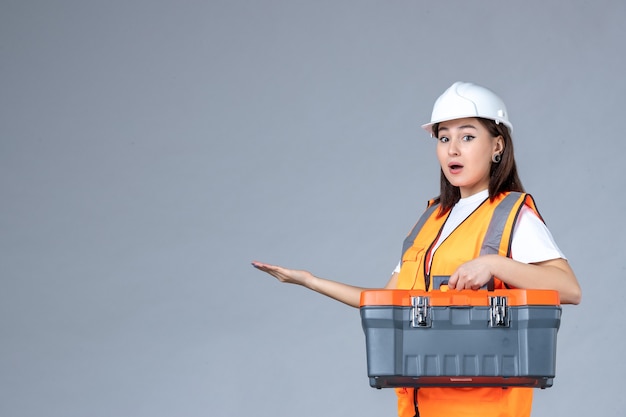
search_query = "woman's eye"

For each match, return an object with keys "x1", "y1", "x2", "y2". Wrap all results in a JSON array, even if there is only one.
[
  {"x1": 462, "y1": 135, "x2": 475, "y2": 141},
  {"x1": 438, "y1": 136, "x2": 449, "y2": 143}
]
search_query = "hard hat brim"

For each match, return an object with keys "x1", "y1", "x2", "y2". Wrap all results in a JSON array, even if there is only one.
[{"x1": 421, "y1": 116, "x2": 513, "y2": 136}]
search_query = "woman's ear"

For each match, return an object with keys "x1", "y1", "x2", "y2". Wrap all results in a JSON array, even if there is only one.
[{"x1": 494, "y1": 135, "x2": 505, "y2": 153}]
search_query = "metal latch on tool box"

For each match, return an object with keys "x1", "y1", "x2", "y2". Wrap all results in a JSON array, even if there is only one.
[
  {"x1": 489, "y1": 296, "x2": 510, "y2": 327},
  {"x1": 411, "y1": 296, "x2": 431, "y2": 328}
]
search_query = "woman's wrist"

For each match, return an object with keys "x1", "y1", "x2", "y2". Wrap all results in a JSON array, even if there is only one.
[{"x1": 304, "y1": 273, "x2": 319, "y2": 290}]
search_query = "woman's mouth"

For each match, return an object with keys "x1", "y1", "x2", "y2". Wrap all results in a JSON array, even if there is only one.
[{"x1": 448, "y1": 162, "x2": 463, "y2": 174}]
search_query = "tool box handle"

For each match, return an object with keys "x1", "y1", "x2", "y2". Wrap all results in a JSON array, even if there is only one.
[{"x1": 432, "y1": 275, "x2": 494, "y2": 291}]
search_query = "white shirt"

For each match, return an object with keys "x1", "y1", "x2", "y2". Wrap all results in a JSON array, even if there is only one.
[{"x1": 393, "y1": 190, "x2": 565, "y2": 274}]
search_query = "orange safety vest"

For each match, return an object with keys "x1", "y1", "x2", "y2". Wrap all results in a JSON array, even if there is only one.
[{"x1": 396, "y1": 191, "x2": 541, "y2": 417}]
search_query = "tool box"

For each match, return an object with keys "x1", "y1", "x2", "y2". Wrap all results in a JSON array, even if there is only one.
[{"x1": 360, "y1": 288, "x2": 561, "y2": 389}]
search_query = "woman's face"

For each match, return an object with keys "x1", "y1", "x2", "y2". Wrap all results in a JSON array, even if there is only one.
[{"x1": 436, "y1": 117, "x2": 503, "y2": 198}]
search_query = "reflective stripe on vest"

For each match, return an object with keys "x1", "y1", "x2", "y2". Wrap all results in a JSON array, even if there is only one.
[
  {"x1": 480, "y1": 191, "x2": 524, "y2": 256},
  {"x1": 401, "y1": 202, "x2": 440, "y2": 258}
]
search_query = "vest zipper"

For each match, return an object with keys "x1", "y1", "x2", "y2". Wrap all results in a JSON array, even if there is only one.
[{"x1": 423, "y1": 228, "x2": 443, "y2": 291}]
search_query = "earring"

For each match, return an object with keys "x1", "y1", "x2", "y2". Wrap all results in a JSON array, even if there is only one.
[{"x1": 492, "y1": 153, "x2": 502, "y2": 163}]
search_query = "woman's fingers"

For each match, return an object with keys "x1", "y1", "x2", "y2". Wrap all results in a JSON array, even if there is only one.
[{"x1": 251, "y1": 261, "x2": 310, "y2": 285}]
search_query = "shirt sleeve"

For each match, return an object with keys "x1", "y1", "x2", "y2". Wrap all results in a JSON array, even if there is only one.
[
  {"x1": 511, "y1": 205, "x2": 566, "y2": 263},
  {"x1": 393, "y1": 260, "x2": 401, "y2": 274}
]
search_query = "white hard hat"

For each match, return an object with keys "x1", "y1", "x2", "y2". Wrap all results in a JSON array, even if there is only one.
[{"x1": 422, "y1": 82, "x2": 513, "y2": 135}]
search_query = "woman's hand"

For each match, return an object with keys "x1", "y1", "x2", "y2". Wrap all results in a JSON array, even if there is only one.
[
  {"x1": 447, "y1": 255, "x2": 582, "y2": 304},
  {"x1": 447, "y1": 255, "x2": 495, "y2": 290},
  {"x1": 251, "y1": 261, "x2": 314, "y2": 287},
  {"x1": 251, "y1": 260, "x2": 377, "y2": 308}
]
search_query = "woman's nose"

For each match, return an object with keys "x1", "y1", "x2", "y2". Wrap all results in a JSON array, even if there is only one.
[{"x1": 448, "y1": 139, "x2": 460, "y2": 155}]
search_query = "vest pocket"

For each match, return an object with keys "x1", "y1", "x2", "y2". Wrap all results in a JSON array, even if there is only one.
[{"x1": 397, "y1": 246, "x2": 425, "y2": 290}]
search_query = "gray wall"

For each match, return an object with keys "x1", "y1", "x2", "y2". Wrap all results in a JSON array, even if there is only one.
[{"x1": 1, "y1": 1, "x2": 623, "y2": 416}]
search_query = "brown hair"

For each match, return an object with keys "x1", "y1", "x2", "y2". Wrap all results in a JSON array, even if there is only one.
[{"x1": 432, "y1": 118, "x2": 525, "y2": 215}]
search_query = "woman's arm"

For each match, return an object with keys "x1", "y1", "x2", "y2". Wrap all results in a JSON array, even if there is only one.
[
  {"x1": 251, "y1": 261, "x2": 399, "y2": 308},
  {"x1": 447, "y1": 255, "x2": 582, "y2": 304}
]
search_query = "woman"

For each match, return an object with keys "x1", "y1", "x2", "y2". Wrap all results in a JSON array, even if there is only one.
[{"x1": 252, "y1": 81, "x2": 582, "y2": 417}]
